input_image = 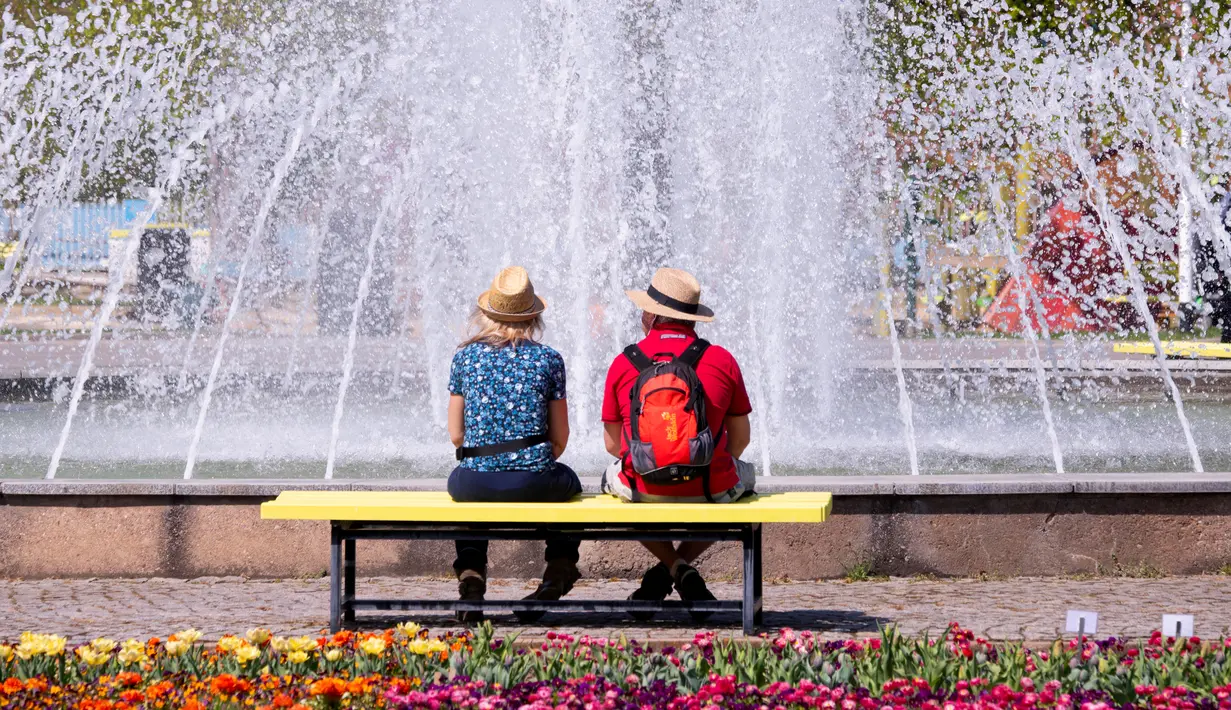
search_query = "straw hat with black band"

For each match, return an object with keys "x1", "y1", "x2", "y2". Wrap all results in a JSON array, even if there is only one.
[
  {"x1": 477, "y1": 266, "x2": 547, "y2": 322},
  {"x1": 625, "y1": 267, "x2": 714, "y2": 323}
]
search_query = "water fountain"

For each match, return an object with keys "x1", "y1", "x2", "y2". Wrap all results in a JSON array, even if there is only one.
[{"x1": 1, "y1": 0, "x2": 1230, "y2": 480}]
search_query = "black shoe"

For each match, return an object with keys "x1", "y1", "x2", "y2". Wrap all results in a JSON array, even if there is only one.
[
  {"x1": 673, "y1": 562, "x2": 716, "y2": 622},
  {"x1": 626, "y1": 562, "x2": 673, "y2": 622},
  {"x1": 515, "y1": 559, "x2": 580, "y2": 623},
  {"x1": 457, "y1": 571, "x2": 486, "y2": 624}
]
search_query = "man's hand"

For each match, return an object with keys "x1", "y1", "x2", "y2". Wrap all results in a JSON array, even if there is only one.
[
  {"x1": 603, "y1": 422, "x2": 623, "y2": 458},
  {"x1": 725, "y1": 414, "x2": 751, "y2": 459}
]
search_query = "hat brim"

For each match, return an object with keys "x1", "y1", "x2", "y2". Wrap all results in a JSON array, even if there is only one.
[
  {"x1": 625, "y1": 290, "x2": 714, "y2": 322},
  {"x1": 477, "y1": 292, "x2": 547, "y2": 322}
]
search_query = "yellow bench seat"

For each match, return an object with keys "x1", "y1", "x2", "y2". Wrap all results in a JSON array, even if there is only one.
[
  {"x1": 261, "y1": 490, "x2": 832, "y2": 525},
  {"x1": 1113, "y1": 341, "x2": 1231, "y2": 359}
]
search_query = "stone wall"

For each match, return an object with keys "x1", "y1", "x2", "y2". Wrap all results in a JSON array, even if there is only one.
[{"x1": 1, "y1": 475, "x2": 1230, "y2": 579}]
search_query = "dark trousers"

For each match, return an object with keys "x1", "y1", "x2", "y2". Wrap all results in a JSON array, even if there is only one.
[{"x1": 448, "y1": 462, "x2": 583, "y2": 576}]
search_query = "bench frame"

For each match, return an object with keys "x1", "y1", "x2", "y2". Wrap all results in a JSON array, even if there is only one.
[{"x1": 329, "y1": 521, "x2": 764, "y2": 634}]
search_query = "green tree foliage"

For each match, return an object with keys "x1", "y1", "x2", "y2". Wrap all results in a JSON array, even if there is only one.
[
  {"x1": 1003, "y1": 0, "x2": 1229, "y2": 44},
  {"x1": 1, "y1": 0, "x2": 392, "y2": 203}
]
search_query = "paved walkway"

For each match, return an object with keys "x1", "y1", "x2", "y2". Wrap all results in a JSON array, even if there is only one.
[{"x1": 2, "y1": 576, "x2": 1229, "y2": 643}]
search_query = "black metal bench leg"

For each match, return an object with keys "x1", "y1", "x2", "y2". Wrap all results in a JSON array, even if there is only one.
[
  {"x1": 343, "y1": 538, "x2": 356, "y2": 623},
  {"x1": 329, "y1": 526, "x2": 342, "y2": 633},
  {"x1": 753, "y1": 523, "x2": 764, "y2": 625},
  {"x1": 742, "y1": 524, "x2": 756, "y2": 635}
]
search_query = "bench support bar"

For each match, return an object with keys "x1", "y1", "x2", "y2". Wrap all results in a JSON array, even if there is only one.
[{"x1": 330, "y1": 521, "x2": 764, "y2": 635}]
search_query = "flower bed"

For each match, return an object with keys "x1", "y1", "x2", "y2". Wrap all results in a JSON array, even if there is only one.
[{"x1": 1, "y1": 624, "x2": 1230, "y2": 709}]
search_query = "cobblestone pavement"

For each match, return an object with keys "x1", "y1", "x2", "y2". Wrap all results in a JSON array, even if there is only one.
[{"x1": 2, "y1": 576, "x2": 1229, "y2": 643}]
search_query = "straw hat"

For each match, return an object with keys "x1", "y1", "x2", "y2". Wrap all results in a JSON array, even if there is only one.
[
  {"x1": 625, "y1": 267, "x2": 714, "y2": 323},
  {"x1": 477, "y1": 266, "x2": 547, "y2": 322}
]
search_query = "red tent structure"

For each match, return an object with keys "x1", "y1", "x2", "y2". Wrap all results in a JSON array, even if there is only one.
[{"x1": 981, "y1": 266, "x2": 1093, "y2": 333}]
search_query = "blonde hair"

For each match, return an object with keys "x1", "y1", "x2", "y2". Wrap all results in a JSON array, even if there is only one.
[{"x1": 460, "y1": 308, "x2": 544, "y2": 349}]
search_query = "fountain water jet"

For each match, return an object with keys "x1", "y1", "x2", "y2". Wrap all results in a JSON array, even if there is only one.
[
  {"x1": 986, "y1": 174, "x2": 1064, "y2": 474},
  {"x1": 183, "y1": 74, "x2": 346, "y2": 479},
  {"x1": 324, "y1": 160, "x2": 407, "y2": 479},
  {"x1": 1065, "y1": 136, "x2": 1204, "y2": 473}
]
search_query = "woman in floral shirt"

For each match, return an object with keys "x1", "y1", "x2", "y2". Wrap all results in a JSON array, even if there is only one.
[{"x1": 447, "y1": 266, "x2": 581, "y2": 623}]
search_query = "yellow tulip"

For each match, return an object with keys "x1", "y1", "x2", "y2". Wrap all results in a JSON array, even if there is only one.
[
  {"x1": 0, "y1": 645, "x2": 12, "y2": 662},
  {"x1": 89, "y1": 638, "x2": 118, "y2": 654},
  {"x1": 117, "y1": 647, "x2": 147, "y2": 666},
  {"x1": 15, "y1": 633, "x2": 67, "y2": 659},
  {"x1": 269, "y1": 637, "x2": 288, "y2": 653},
  {"x1": 235, "y1": 644, "x2": 261, "y2": 665},
  {"x1": 324, "y1": 648, "x2": 343, "y2": 663},
  {"x1": 286, "y1": 636, "x2": 316, "y2": 654},
  {"x1": 408, "y1": 639, "x2": 429, "y2": 655},
  {"x1": 176, "y1": 629, "x2": 203, "y2": 646},
  {"x1": 396, "y1": 622, "x2": 421, "y2": 639},
  {"x1": 359, "y1": 637, "x2": 387, "y2": 657},
  {"x1": 164, "y1": 640, "x2": 189, "y2": 657},
  {"x1": 246, "y1": 628, "x2": 272, "y2": 645},
  {"x1": 15, "y1": 635, "x2": 38, "y2": 660},
  {"x1": 217, "y1": 636, "x2": 244, "y2": 654},
  {"x1": 287, "y1": 650, "x2": 310, "y2": 664},
  {"x1": 75, "y1": 647, "x2": 110, "y2": 667},
  {"x1": 120, "y1": 639, "x2": 144, "y2": 654}
]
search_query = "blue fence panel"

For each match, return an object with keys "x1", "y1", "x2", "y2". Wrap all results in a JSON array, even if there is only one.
[{"x1": 31, "y1": 200, "x2": 149, "y2": 271}]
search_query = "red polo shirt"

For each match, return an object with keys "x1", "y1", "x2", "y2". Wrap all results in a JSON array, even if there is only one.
[{"x1": 601, "y1": 323, "x2": 752, "y2": 497}]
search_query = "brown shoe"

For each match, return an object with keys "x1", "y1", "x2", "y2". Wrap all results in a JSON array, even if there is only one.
[
  {"x1": 457, "y1": 569, "x2": 486, "y2": 624},
  {"x1": 515, "y1": 559, "x2": 580, "y2": 623}
]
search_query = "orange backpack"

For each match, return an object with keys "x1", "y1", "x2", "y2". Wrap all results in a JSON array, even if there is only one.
[{"x1": 623, "y1": 339, "x2": 717, "y2": 501}]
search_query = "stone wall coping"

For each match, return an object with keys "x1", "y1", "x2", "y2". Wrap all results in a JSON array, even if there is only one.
[{"x1": 2, "y1": 473, "x2": 1230, "y2": 498}]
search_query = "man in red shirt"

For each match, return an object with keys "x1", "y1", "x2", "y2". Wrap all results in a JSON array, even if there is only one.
[{"x1": 600, "y1": 267, "x2": 755, "y2": 619}]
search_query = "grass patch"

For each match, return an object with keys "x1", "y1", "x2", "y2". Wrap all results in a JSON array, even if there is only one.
[
  {"x1": 842, "y1": 559, "x2": 889, "y2": 583},
  {"x1": 1099, "y1": 555, "x2": 1166, "y2": 579}
]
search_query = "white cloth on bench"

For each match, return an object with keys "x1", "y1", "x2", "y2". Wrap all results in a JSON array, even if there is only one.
[{"x1": 601, "y1": 458, "x2": 756, "y2": 504}]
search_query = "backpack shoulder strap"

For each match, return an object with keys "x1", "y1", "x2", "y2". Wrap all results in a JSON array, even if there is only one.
[
  {"x1": 676, "y1": 338, "x2": 710, "y2": 369},
  {"x1": 623, "y1": 344, "x2": 655, "y2": 373}
]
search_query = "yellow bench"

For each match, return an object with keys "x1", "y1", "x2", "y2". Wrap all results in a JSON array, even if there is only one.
[
  {"x1": 261, "y1": 491, "x2": 832, "y2": 634},
  {"x1": 1113, "y1": 341, "x2": 1231, "y2": 359}
]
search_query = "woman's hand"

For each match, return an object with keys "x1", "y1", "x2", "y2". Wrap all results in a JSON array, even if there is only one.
[
  {"x1": 448, "y1": 395, "x2": 465, "y2": 448},
  {"x1": 548, "y1": 398, "x2": 569, "y2": 459}
]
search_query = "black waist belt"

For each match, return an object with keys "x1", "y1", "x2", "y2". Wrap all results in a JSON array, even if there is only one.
[{"x1": 456, "y1": 433, "x2": 550, "y2": 461}]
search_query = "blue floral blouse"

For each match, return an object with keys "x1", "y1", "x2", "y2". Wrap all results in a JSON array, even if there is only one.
[{"x1": 448, "y1": 341, "x2": 567, "y2": 472}]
